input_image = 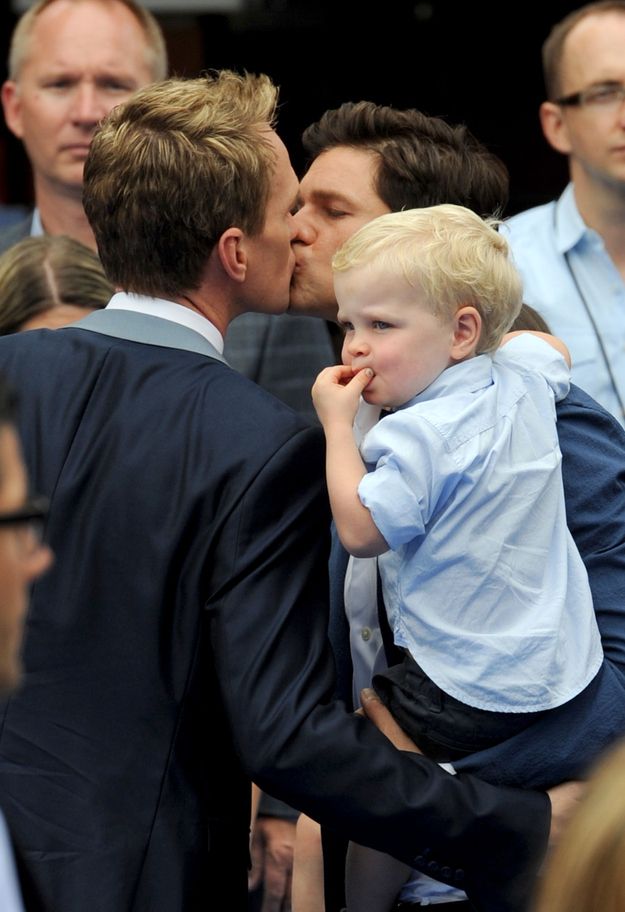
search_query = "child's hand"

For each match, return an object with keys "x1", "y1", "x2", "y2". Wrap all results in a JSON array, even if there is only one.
[{"x1": 312, "y1": 365, "x2": 373, "y2": 428}]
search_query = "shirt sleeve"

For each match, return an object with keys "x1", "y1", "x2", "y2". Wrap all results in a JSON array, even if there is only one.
[
  {"x1": 496, "y1": 332, "x2": 570, "y2": 402},
  {"x1": 357, "y1": 413, "x2": 461, "y2": 549}
]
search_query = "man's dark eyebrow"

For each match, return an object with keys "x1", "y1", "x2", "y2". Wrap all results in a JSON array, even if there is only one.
[{"x1": 308, "y1": 188, "x2": 357, "y2": 208}]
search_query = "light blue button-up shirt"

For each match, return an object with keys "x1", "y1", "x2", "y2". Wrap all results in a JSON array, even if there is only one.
[
  {"x1": 504, "y1": 183, "x2": 625, "y2": 425},
  {"x1": 0, "y1": 811, "x2": 25, "y2": 912},
  {"x1": 358, "y1": 334, "x2": 602, "y2": 713}
]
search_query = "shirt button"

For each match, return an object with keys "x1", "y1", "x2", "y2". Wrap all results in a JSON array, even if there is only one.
[{"x1": 361, "y1": 627, "x2": 372, "y2": 642}]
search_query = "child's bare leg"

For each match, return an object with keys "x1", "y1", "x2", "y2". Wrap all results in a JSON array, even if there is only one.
[
  {"x1": 292, "y1": 813, "x2": 325, "y2": 912},
  {"x1": 345, "y1": 841, "x2": 412, "y2": 912}
]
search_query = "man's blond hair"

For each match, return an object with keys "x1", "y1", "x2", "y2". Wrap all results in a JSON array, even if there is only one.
[
  {"x1": 83, "y1": 70, "x2": 279, "y2": 297},
  {"x1": 333, "y1": 204, "x2": 523, "y2": 353},
  {"x1": 8, "y1": 0, "x2": 168, "y2": 82}
]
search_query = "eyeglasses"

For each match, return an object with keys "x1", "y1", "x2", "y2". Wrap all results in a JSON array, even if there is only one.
[
  {"x1": 556, "y1": 82, "x2": 625, "y2": 109},
  {"x1": 0, "y1": 496, "x2": 49, "y2": 554}
]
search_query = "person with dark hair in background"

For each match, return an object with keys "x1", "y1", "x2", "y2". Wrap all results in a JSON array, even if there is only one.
[
  {"x1": 505, "y1": 1, "x2": 625, "y2": 425},
  {"x1": 0, "y1": 235, "x2": 112, "y2": 334}
]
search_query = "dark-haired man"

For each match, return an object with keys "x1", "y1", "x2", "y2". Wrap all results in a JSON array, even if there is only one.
[{"x1": 272, "y1": 99, "x2": 625, "y2": 912}]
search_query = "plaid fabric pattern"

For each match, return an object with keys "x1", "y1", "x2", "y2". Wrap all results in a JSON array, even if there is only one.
[{"x1": 224, "y1": 312, "x2": 336, "y2": 422}]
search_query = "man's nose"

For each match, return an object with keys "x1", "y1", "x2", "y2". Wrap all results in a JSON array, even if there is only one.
[
  {"x1": 70, "y1": 83, "x2": 108, "y2": 127},
  {"x1": 291, "y1": 210, "x2": 315, "y2": 246}
]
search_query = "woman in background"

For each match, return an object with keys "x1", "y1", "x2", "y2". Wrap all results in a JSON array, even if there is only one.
[{"x1": 0, "y1": 235, "x2": 112, "y2": 334}]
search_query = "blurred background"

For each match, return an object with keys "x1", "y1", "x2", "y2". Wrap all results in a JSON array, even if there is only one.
[{"x1": 0, "y1": 0, "x2": 582, "y2": 219}]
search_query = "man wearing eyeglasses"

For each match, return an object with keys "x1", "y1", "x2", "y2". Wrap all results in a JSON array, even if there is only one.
[
  {"x1": 0, "y1": 375, "x2": 52, "y2": 912},
  {"x1": 504, "y1": 1, "x2": 625, "y2": 426}
]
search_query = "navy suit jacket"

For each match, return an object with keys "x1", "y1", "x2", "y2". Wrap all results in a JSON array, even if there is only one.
[
  {"x1": 0, "y1": 311, "x2": 549, "y2": 912},
  {"x1": 224, "y1": 311, "x2": 335, "y2": 423}
]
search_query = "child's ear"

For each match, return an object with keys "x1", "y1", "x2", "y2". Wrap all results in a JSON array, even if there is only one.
[{"x1": 450, "y1": 306, "x2": 481, "y2": 361}]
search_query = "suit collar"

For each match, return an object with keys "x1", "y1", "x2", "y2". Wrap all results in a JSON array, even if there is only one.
[{"x1": 72, "y1": 308, "x2": 227, "y2": 364}]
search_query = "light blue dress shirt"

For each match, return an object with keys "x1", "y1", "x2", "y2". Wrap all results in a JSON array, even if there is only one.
[
  {"x1": 504, "y1": 183, "x2": 625, "y2": 425},
  {"x1": 0, "y1": 811, "x2": 25, "y2": 912},
  {"x1": 30, "y1": 208, "x2": 44, "y2": 238},
  {"x1": 358, "y1": 334, "x2": 602, "y2": 713}
]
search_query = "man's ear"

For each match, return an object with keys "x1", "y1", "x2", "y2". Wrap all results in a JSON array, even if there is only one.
[
  {"x1": 450, "y1": 306, "x2": 481, "y2": 361},
  {"x1": 1, "y1": 81, "x2": 24, "y2": 140},
  {"x1": 216, "y1": 228, "x2": 247, "y2": 283},
  {"x1": 539, "y1": 101, "x2": 572, "y2": 156}
]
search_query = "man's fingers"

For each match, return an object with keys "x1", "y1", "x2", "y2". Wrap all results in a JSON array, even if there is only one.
[{"x1": 359, "y1": 687, "x2": 422, "y2": 753}]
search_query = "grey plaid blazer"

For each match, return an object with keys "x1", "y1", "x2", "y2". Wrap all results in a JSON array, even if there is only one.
[{"x1": 224, "y1": 312, "x2": 336, "y2": 423}]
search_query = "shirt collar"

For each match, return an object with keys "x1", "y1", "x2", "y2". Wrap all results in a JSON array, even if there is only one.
[
  {"x1": 106, "y1": 291, "x2": 224, "y2": 353},
  {"x1": 30, "y1": 208, "x2": 44, "y2": 237},
  {"x1": 401, "y1": 354, "x2": 494, "y2": 409},
  {"x1": 553, "y1": 182, "x2": 591, "y2": 254}
]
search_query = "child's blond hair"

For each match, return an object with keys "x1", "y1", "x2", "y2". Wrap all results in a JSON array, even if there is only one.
[{"x1": 332, "y1": 204, "x2": 523, "y2": 352}]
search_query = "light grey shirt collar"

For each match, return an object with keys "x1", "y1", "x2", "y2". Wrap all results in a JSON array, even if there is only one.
[{"x1": 106, "y1": 291, "x2": 224, "y2": 354}]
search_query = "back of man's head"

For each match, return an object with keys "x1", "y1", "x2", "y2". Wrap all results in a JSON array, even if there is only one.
[
  {"x1": 84, "y1": 71, "x2": 279, "y2": 298},
  {"x1": 8, "y1": 0, "x2": 168, "y2": 83},
  {"x1": 301, "y1": 101, "x2": 509, "y2": 218}
]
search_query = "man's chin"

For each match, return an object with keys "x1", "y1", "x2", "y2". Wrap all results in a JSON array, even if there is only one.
[{"x1": 48, "y1": 163, "x2": 88, "y2": 197}]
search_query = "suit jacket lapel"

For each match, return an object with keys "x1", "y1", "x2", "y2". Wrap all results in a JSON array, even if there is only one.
[{"x1": 72, "y1": 308, "x2": 227, "y2": 364}]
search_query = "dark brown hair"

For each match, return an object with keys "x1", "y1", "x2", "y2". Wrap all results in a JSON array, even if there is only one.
[{"x1": 302, "y1": 101, "x2": 509, "y2": 218}]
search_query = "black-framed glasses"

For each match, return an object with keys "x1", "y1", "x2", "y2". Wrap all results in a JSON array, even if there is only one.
[
  {"x1": 556, "y1": 82, "x2": 625, "y2": 109},
  {"x1": 0, "y1": 496, "x2": 49, "y2": 552}
]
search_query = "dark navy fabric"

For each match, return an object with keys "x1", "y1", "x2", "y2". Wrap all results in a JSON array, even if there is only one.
[{"x1": 0, "y1": 321, "x2": 550, "y2": 912}]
